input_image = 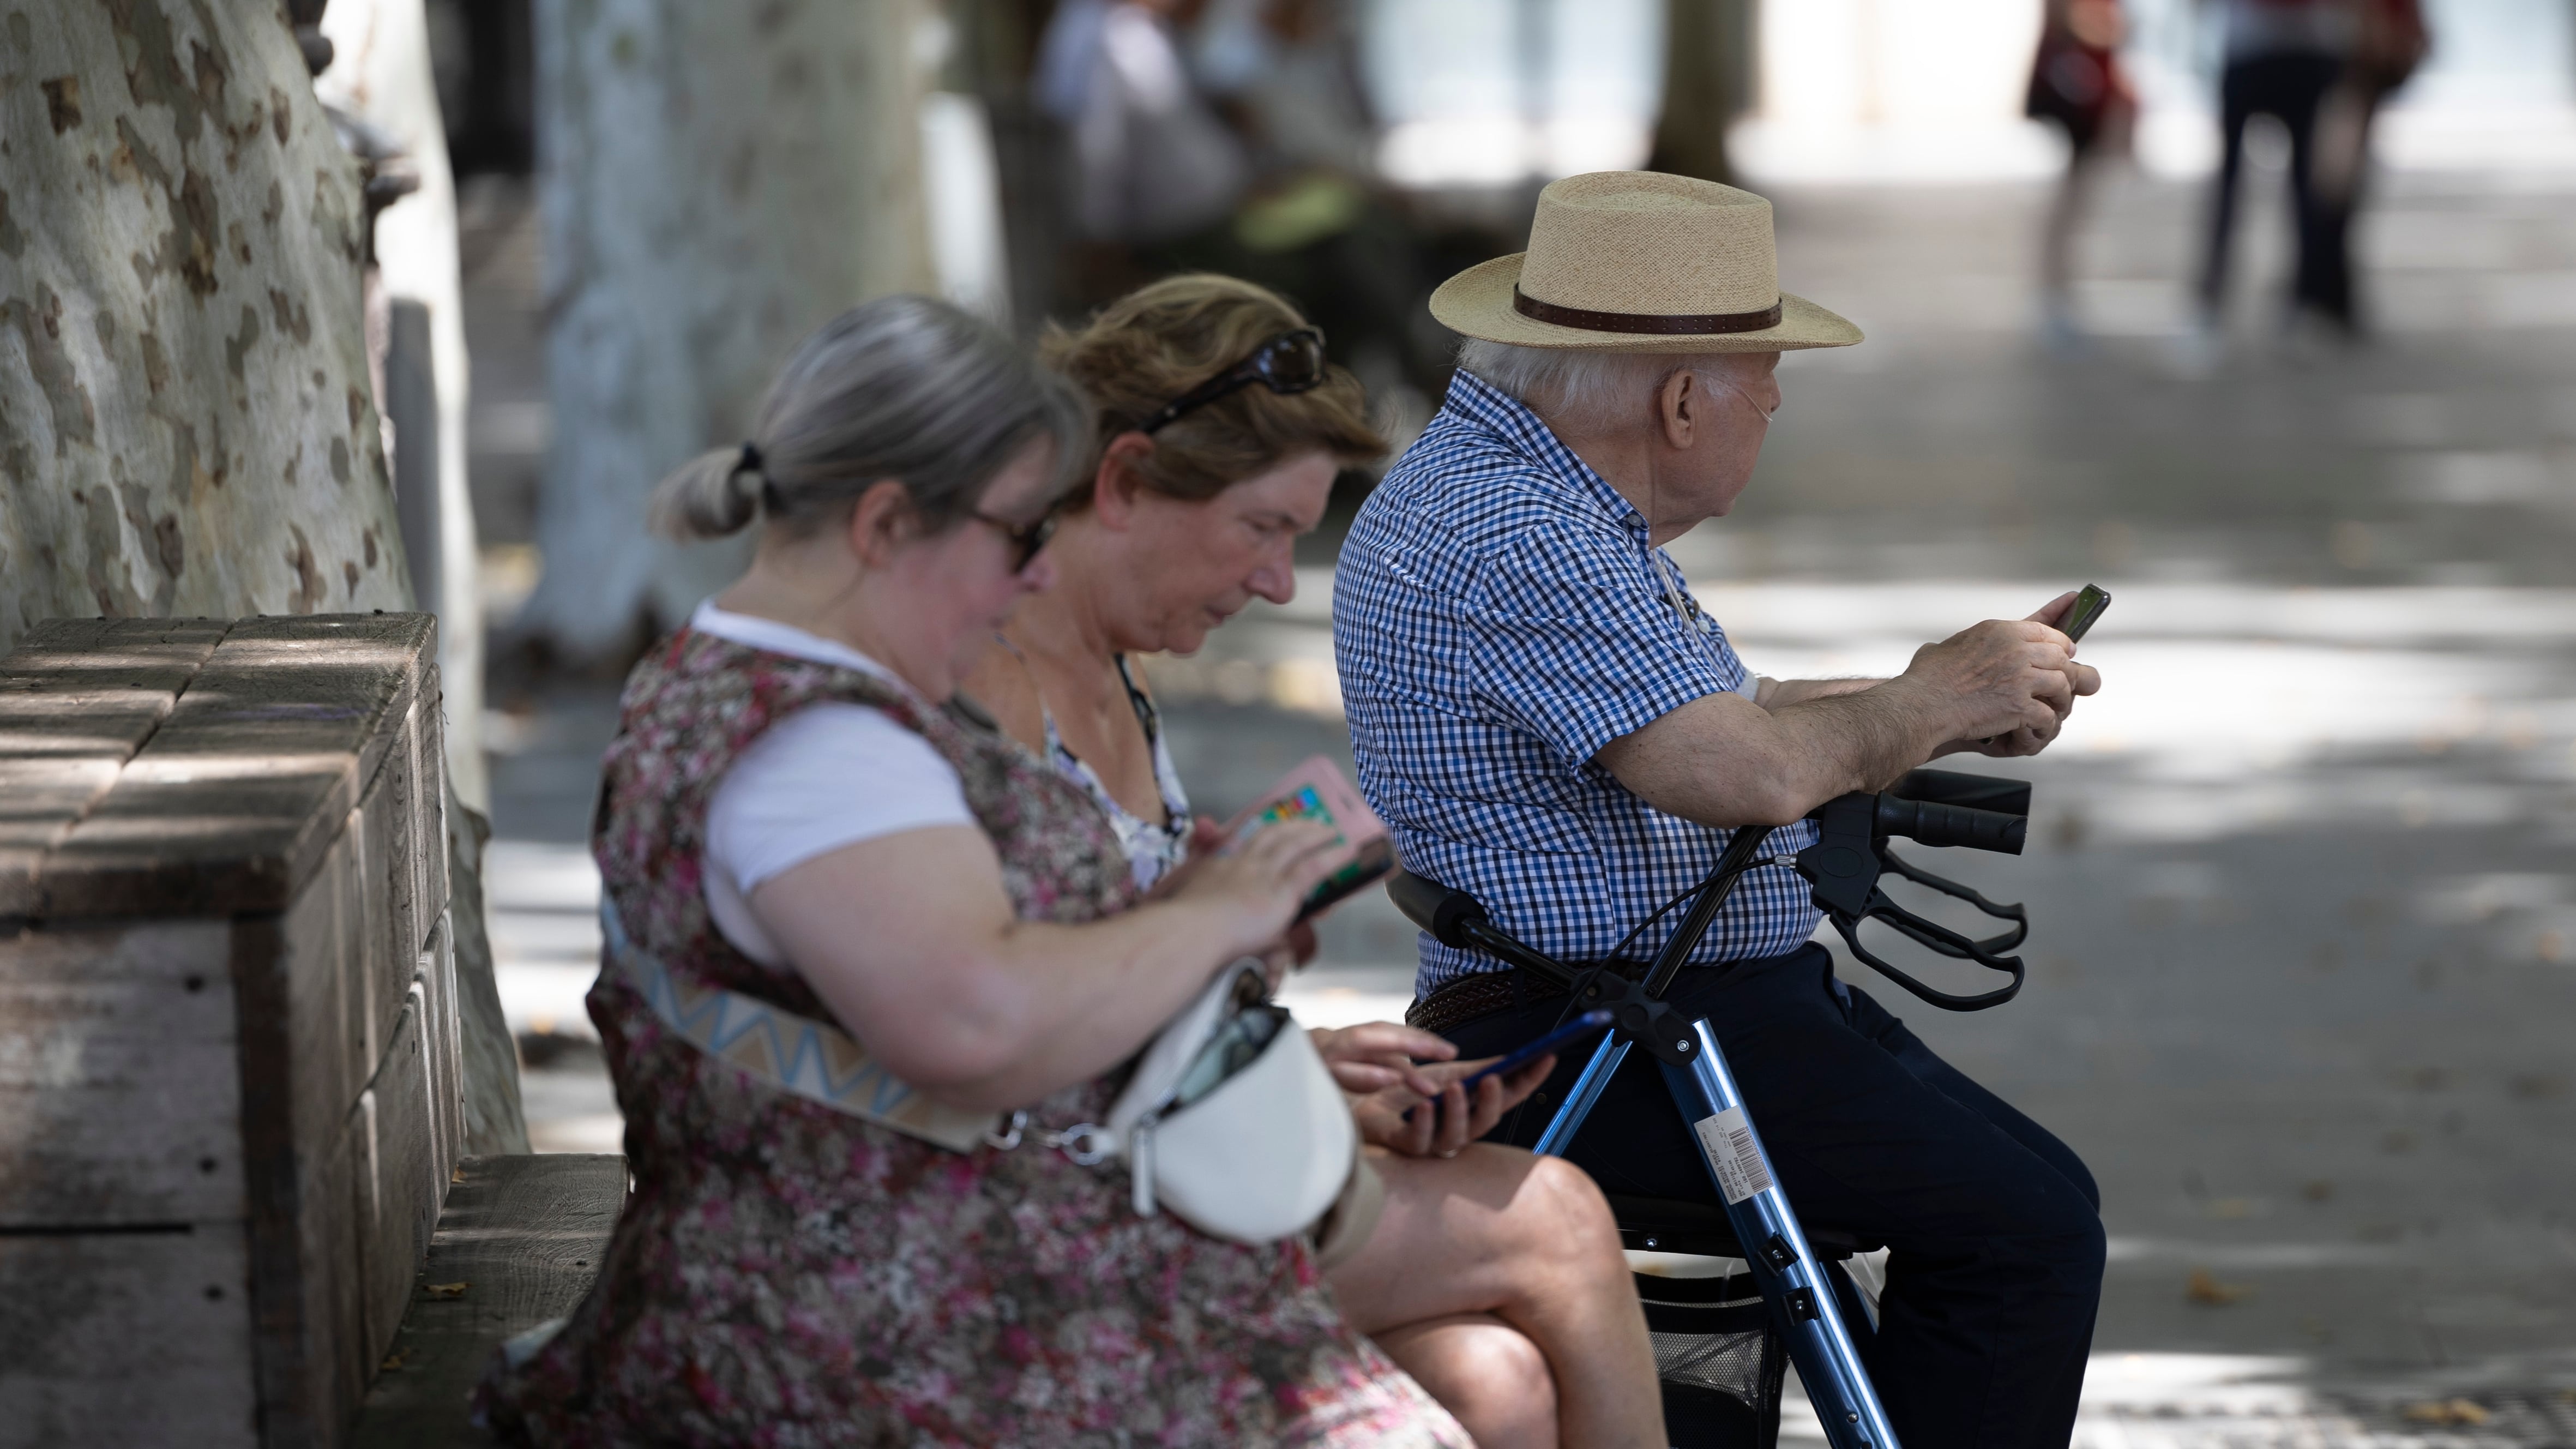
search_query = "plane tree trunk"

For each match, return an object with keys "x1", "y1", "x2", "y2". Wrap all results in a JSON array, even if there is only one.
[
  {"x1": 1, "y1": 1, "x2": 410, "y2": 636},
  {"x1": 517, "y1": 0, "x2": 937, "y2": 663}
]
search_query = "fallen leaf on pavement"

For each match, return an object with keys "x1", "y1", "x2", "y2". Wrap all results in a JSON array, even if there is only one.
[
  {"x1": 2185, "y1": 1268, "x2": 2249, "y2": 1306},
  {"x1": 2402, "y1": 1399, "x2": 2490, "y2": 1426}
]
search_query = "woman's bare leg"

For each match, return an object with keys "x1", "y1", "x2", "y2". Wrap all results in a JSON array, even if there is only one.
[
  {"x1": 1329, "y1": 1146, "x2": 1663, "y2": 1449},
  {"x1": 1372, "y1": 1312, "x2": 1559, "y2": 1449}
]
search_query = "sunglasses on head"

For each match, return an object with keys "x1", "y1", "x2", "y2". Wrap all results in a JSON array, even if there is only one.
[{"x1": 1136, "y1": 328, "x2": 1329, "y2": 435}]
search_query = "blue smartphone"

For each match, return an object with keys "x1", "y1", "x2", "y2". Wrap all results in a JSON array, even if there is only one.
[
  {"x1": 1407, "y1": 1010, "x2": 1616, "y2": 1127},
  {"x1": 1459, "y1": 1009, "x2": 1614, "y2": 1090}
]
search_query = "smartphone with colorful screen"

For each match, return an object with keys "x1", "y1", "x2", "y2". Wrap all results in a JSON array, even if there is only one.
[{"x1": 1220, "y1": 757, "x2": 1394, "y2": 922}]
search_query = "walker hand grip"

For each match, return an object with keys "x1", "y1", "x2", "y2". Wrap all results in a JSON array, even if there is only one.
[
  {"x1": 1874, "y1": 796, "x2": 2026, "y2": 855},
  {"x1": 1387, "y1": 870, "x2": 1488, "y2": 948},
  {"x1": 1891, "y1": 768, "x2": 2031, "y2": 819}
]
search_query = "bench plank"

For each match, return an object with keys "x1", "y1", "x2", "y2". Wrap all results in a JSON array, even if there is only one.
[
  {"x1": 348, "y1": 1154, "x2": 627, "y2": 1449},
  {"x1": 0, "y1": 618, "x2": 227, "y2": 915},
  {"x1": 0, "y1": 1226, "x2": 259, "y2": 1448},
  {"x1": 32, "y1": 614, "x2": 432, "y2": 919},
  {"x1": 0, "y1": 918, "x2": 242, "y2": 1226}
]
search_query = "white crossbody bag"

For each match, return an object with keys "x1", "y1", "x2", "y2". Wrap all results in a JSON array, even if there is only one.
[{"x1": 1014, "y1": 957, "x2": 1355, "y2": 1245}]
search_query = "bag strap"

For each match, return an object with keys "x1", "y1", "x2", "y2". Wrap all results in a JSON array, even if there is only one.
[{"x1": 599, "y1": 897, "x2": 1000, "y2": 1153}]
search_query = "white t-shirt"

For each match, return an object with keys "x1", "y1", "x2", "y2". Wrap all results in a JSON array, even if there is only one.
[{"x1": 692, "y1": 602, "x2": 972, "y2": 966}]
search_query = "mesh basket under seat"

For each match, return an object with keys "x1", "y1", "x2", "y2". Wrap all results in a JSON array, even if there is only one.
[{"x1": 1634, "y1": 1270, "x2": 1786, "y2": 1449}]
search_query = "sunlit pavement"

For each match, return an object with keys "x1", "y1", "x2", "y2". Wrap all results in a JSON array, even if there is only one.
[{"x1": 478, "y1": 161, "x2": 2576, "y2": 1435}]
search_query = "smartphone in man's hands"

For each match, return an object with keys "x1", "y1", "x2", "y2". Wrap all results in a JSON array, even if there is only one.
[{"x1": 2059, "y1": 584, "x2": 2111, "y2": 643}]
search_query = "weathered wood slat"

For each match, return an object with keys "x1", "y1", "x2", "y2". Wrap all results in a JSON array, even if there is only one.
[
  {"x1": 30, "y1": 614, "x2": 432, "y2": 918},
  {"x1": 282, "y1": 827, "x2": 374, "y2": 1180},
  {"x1": 357, "y1": 995, "x2": 442, "y2": 1375},
  {"x1": 0, "y1": 1226, "x2": 260, "y2": 1449},
  {"x1": 348, "y1": 1155, "x2": 628, "y2": 1449},
  {"x1": 0, "y1": 918, "x2": 243, "y2": 1227},
  {"x1": 0, "y1": 618, "x2": 227, "y2": 914}
]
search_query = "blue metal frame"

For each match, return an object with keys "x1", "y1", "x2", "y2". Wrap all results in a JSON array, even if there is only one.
[{"x1": 1536, "y1": 1026, "x2": 1900, "y2": 1449}]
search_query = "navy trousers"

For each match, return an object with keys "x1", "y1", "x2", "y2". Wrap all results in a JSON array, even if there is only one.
[{"x1": 1446, "y1": 945, "x2": 2105, "y2": 1449}]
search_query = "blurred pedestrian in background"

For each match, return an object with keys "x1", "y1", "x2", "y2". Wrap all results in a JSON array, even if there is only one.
[
  {"x1": 1038, "y1": 0, "x2": 1441, "y2": 396},
  {"x1": 2027, "y1": 0, "x2": 2139, "y2": 351},
  {"x1": 2312, "y1": 0, "x2": 2431, "y2": 303},
  {"x1": 2193, "y1": 0, "x2": 2362, "y2": 357},
  {"x1": 1036, "y1": 0, "x2": 1250, "y2": 269}
]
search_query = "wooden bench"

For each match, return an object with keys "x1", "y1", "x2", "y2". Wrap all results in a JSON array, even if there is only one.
[
  {"x1": 348, "y1": 1153, "x2": 627, "y2": 1448},
  {"x1": 0, "y1": 615, "x2": 461, "y2": 1447}
]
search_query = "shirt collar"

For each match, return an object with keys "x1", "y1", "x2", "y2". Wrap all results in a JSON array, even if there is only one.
[{"x1": 1441, "y1": 369, "x2": 1653, "y2": 538}]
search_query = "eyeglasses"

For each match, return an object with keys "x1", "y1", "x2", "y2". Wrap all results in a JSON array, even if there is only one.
[
  {"x1": 1137, "y1": 328, "x2": 1329, "y2": 435},
  {"x1": 973, "y1": 504, "x2": 1058, "y2": 574}
]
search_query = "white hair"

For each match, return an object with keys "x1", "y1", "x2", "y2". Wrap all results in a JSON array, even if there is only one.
[{"x1": 1454, "y1": 339, "x2": 1752, "y2": 437}]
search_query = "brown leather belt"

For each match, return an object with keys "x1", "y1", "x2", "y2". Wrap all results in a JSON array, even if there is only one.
[{"x1": 1405, "y1": 961, "x2": 1651, "y2": 1038}]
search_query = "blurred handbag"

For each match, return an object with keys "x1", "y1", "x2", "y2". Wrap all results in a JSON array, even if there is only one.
[
  {"x1": 1067, "y1": 957, "x2": 1357, "y2": 1245},
  {"x1": 2353, "y1": 0, "x2": 2429, "y2": 94}
]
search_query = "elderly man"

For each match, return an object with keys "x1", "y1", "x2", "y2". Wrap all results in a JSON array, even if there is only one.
[{"x1": 1333, "y1": 172, "x2": 2106, "y2": 1449}]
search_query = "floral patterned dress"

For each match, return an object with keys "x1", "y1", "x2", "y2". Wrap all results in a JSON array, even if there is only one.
[{"x1": 474, "y1": 628, "x2": 1466, "y2": 1447}]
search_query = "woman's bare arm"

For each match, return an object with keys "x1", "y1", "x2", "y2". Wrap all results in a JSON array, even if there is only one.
[{"x1": 752, "y1": 820, "x2": 1344, "y2": 1110}]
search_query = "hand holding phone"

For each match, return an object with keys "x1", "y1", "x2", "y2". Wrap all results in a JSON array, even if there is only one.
[
  {"x1": 1458, "y1": 1009, "x2": 1612, "y2": 1091},
  {"x1": 2058, "y1": 583, "x2": 2111, "y2": 644},
  {"x1": 1219, "y1": 756, "x2": 1395, "y2": 923},
  {"x1": 1402, "y1": 1009, "x2": 1611, "y2": 1137}
]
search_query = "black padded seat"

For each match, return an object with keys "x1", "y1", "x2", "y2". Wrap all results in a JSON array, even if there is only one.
[{"x1": 1608, "y1": 1193, "x2": 1882, "y2": 1261}]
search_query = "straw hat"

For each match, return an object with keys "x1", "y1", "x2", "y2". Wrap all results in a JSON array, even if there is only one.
[{"x1": 1430, "y1": 171, "x2": 1863, "y2": 354}]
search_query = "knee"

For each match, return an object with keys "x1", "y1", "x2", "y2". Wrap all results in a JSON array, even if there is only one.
[
  {"x1": 1447, "y1": 1323, "x2": 1558, "y2": 1444},
  {"x1": 2021, "y1": 1191, "x2": 2106, "y2": 1286},
  {"x1": 1514, "y1": 1152, "x2": 1626, "y2": 1270}
]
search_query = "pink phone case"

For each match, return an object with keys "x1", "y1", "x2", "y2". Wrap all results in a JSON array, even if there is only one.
[{"x1": 1220, "y1": 755, "x2": 1388, "y2": 850}]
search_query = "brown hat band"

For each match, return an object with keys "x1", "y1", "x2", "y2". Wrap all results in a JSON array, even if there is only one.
[{"x1": 1512, "y1": 286, "x2": 1785, "y2": 336}]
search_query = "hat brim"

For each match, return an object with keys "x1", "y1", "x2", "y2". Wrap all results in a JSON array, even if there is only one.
[{"x1": 1429, "y1": 252, "x2": 1863, "y2": 353}]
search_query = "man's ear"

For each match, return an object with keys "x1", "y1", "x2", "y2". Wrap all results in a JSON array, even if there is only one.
[
  {"x1": 1658, "y1": 368, "x2": 1700, "y2": 450},
  {"x1": 845, "y1": 478, "x2": 917, "y2": 567},
  {"x1": 1091, "y1": 432, "x2": 1157, "y2": 530}
]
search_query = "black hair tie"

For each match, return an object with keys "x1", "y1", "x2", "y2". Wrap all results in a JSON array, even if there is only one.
[{"x1": 734, "y1": 441, "x2": 765, "y2": 478}]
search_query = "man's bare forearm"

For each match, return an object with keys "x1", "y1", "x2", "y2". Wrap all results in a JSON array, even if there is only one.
[
  {"x1": 1753, "y1": 676, "x2": 1885, "y2": 709},
  {"x1": 1767, "y1": 682, "x2": 1953, "y2": 797},
  {"x1": 1596, "y1": 680, "x2": 1960, "y2": 829}
]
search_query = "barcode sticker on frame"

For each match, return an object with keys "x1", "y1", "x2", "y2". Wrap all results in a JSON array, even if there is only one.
[{"x1": 1694, "y1": 1107, "x2": 1774, "y2": 1205}]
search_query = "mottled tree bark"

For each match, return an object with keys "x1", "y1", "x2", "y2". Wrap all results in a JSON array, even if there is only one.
[
  {"x1": 520, "y1": 0, "x2": 937, "y2": 662},
  {"x1": 0, "y1": 1, "x2": 411, "y2": 640}
]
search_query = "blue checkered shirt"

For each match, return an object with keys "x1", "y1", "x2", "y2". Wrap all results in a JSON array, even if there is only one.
[{"x1": 1334, "y1": 370, "x2": 1823, "y2": 999}]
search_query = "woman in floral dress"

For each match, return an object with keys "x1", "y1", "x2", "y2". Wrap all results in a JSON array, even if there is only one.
[{"x1": 474, "y1": 296, "x2": 1469, "y2": 1447}]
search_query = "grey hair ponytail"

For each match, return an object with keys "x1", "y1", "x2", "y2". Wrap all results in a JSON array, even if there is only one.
[{"x1": 649, "y1": 296, "x2": 1091, "y2": 542}]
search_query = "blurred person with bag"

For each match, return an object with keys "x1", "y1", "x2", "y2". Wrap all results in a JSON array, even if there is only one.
[
  {"x1": 2193, "y1": 0, "x2": 2368, "y2": 357},
  {"x1": 473, "y1": 296, "x2": 1471, "y2": 1446},
  {"x1": 2026, "y1": 0, "x2": 2139, "y2": 350},
  {"x1": 960, "y1": 273, "x2": 1669, "y2": 1449},
  {"x1": 2312, "y1": 0, "x2": 2430, "y2": 318}
]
